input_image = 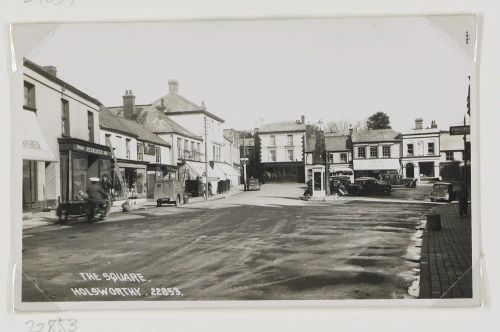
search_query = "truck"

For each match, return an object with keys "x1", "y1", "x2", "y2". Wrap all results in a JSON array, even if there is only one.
[{"x1": 153, "y1": 180, "x2": 186, "y2": 207}]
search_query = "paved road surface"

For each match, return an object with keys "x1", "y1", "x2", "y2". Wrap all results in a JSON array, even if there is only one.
[{"x1": 22, "y1": 184, "x2": 433, "y2": 301}]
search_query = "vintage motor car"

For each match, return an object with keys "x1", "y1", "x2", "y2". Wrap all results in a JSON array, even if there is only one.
[
  {"x1": 354, "y1": 177, "x2": 392, "y2": 195},
  {"x1": 247, "y1": 178, "x2": 261, "y2": 191},
  {"x1": 330, "y1": 175, "x2": 352, "y2": 196},
  {"x1": 429, "y1": 182, "x2": 456, "y2": 202}
]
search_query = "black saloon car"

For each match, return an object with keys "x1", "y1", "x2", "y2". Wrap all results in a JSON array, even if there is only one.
[{"x1": 354, "y1": 177, "x2": 392, "y2": 195}]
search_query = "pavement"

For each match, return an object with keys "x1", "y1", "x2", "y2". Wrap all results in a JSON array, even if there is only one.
[
  {"x1": 21, "y1": 183, "x2": 436, "y2": 302},
  {"x1": 22, "y1": 185, "x2": 245, "y2": 230},
  {"x1": 418, "y1": 202, "x2": 472, "y2": 299}
]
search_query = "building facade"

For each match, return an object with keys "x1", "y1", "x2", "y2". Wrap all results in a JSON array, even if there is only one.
[
  {"x1": 22, "y1": 59, "x2": 111, "y2": 212},
  {"x1": 351, "y1": 129, "x2": 402, "y2": 182},
  {"x1": 401, "y1": 119, "x2": 441, "y2": 180},
  {"x1": 257, "y1": 119, "x2": 306, "y2": 183},
  {"x1": 325, "y1": 134, "x2": 353, "y2": 171},
  {"x1": 439, "y1": 132, "x2": 468, "y2": 181},
  {"x1": 99, "y1": 107, "x2": 173, "y2": 199}
]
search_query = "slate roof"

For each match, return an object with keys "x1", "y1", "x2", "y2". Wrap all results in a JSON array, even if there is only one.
[
  {"x1": 440, "y1": 132, "x2": 464, "y2": 151},
  {"x1": 99, "y1": 108, "x2": 171, "y2": 147},
  {"x1": 351, "y1": 129, "x2": 401, "y2": 143},
  {"x1": 151, "y1": 92, "x2": 225, "y2": 123},
  {"x1": 24, "y1": 58, "x2": 102, "y2": 107},
  {"x1": 258, "y1": 121, "x2": 306, "y2": 134},
  {"x1": 305, "y1": 134, "x2": 351, "y2": 153},
  {"x1": 325, "y1": 135, "x2": 351, "y2": 151},
  {"x1": 107, "y1": 105, "x2": 202, "y2": 141}
]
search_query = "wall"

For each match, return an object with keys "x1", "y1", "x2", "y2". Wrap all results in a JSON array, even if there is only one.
[
  {"x1": 329, "y1": 151, "x2": 352, "y2": 164},
  {"x1": 24, "y1": 66, "x2": 101, "y2": 202},
  {"x1": 259, "y1": 132, "x2": 304, "y2": 163},
  {"x1": 402, "y1": 134, "x2": 440, "y2": 157},
  {"x1": 100, "y1": 129, "x2": 137, "y2": 160},
  {"x1": 166, "y1": 112, "x2": 224, "y2": 162},
  {"x1": 352, "y1": 142, "x2": 402, "y2": 171}
]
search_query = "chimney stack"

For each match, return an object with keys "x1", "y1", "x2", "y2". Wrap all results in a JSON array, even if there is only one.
[
  {"x1": 431, "y1": 120, "x2": 437, "y2": 129},
  {"x1": 349, "y1": 125, "x2": 354, "y2": 136},
  {"x1": 415, "y1": 118, "x2": 423, "y2": 130},
  {"x1": 301, "y1": 115, "x2": 305, "y2": 124},
  {"x1": 43, "y1": 66, "x2": 57, "y2": 76},
  {"x1": 168, "y1": 80, "x2": 178, "y2": 94},
  {"x1": 123, "y1": 90, "x2": 136, "y2": 120}
]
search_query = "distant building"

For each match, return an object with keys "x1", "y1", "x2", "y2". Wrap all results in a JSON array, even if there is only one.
[
  {"x1": 222, "y1": 128, "x2": 242, "y2": 185},
  {"x1": 401, "y1": 119, "x2": 441, "y2": 180},
  {"x1": 239, "y1": 130, "x2": 258, "y2": 180},
  {"x1": 325, "y1": 133, "x2": 353, "y2": 171},
  {"x1": 439, "y1": 132, "x2": 468, "y2": 181},
  {"x1": 257, "y1": 118, "x2": 306, "y2": 183},
  {"x1": 351, "y1": 129, "x2": 402, "y2": 181}
]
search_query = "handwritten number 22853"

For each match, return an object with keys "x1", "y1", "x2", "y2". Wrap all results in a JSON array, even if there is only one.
[
  {"x1": 24, "y1": 0, "x2": 76, "y2": 6},
  {"x1": 26, "y1": 319, "x2": 77, "y2": 332}
]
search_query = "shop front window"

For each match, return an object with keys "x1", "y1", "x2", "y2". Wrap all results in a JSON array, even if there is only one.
[
  {"x1": 72, "y1": 154, "x2": 88, "y2": 199},
  {"x1": 22, "y1": 160, "x2": 37, "y2": 209},
  {"x1": 137, "y1": 168, "x2": 146, "y2": 197}
]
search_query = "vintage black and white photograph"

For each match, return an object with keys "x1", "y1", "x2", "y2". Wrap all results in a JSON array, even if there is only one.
[{"x1": 12, "y1": 15, "x2": 479, "y2": 309}]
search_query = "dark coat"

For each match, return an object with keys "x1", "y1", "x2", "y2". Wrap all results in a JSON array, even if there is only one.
[{"x1": 87, "y1": 183, "x2": 108, "y2": 200}]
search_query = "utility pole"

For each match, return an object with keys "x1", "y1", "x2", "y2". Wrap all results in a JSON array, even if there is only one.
[
  {"x1": 463, "y1": 115, "x2": 468, "y2": 199},
  {"x1": 204, "y1": 116, "x2": 209, "y2": 201}
]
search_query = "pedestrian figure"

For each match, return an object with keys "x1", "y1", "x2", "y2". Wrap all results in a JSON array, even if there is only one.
[{"x1": 458, "y1": 186, "x2": 468, "y2": 217}]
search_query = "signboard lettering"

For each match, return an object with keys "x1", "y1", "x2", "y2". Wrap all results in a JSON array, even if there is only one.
[
  {"x1": 449, "y1": 125, "x2": 470, "y2": 136},
  {"x1": 73, "y1": 144, "x2": 110, "y2": 156},
  {"x1": 23, "y1": 139, "x2": 41, "y2": 150}
]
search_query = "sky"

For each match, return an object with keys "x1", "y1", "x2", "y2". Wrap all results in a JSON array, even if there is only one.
[{"x1": 20, "y1": 16, "x2": 476, "y2": 132}]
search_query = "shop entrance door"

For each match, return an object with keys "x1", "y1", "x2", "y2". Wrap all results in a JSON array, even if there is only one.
[
  {"x1": 22, "y1": 160, "x2": 38, "y2": 211},
  {"x1": 405, "y1": 163, "x2": 415, "y2": 178}
]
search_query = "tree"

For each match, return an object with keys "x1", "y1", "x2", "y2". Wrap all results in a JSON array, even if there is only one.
[
  {"x1": 366, "y1": 112, "x2": 391, "y2": 129},
  {"x1": 325, "y1": 120, "x2": 367, "y2": 135}
]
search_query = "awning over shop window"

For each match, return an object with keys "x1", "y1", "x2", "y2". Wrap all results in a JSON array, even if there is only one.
[
  {"x1": 21, "y1": 110, "x2": 57, "y2": 162},
  {"x1": 181, "y1": 161, "x2": 226, "y2": 181},
  {"x1": 217, "y1": 163, "x2": 240, "y2": 177}
]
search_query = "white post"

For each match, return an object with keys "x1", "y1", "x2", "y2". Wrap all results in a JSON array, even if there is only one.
[{"x1": 243, "y1": 163, "x2": 247, "y2": 191}]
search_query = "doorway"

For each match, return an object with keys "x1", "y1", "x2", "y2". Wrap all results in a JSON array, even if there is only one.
[{"x1": 405, "y1": 163, "x2": 415, "y2": 178}]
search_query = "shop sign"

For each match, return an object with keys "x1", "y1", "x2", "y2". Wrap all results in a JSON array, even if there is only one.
[
  {"x1": 23, "y1": 139, "x2": 41, "y2": 150},
  {"x1": 353, "y1": 158, "x2": 400, "y2": 170},
  {"x1": 73, "y1": 143, "x2": 110, "y2": 157},
  {"x1": 450, "y1": 125, "x2": 470, "y2": 136}
]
